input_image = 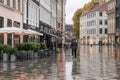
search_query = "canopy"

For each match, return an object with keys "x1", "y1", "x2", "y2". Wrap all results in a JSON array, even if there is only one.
[
  {"x1": 0, "y1": 27, "x2": 24, "y2": 34},
  {"x1": 24, "y1": 29, "x2": 43, "y2": 36},
  {"x1": 0, "y1": 27, "x2": 43, "y2": 35}
]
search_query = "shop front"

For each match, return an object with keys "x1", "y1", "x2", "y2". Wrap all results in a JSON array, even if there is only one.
[
  {"x1": 56, "y1": 30, "x2": 62, "y2": 48},
  {"x1": 23, "y1": 23, "x2": 42, "y2": 43},
  {"x1": 100, "y1": 38, "x2": 108, "y2": 45},
  {"x1": 87, "y1": 36, "x2": 90, "y2": 45},
  {"x1": 108, "y1": 33, "x2": 115, "y2": 45},
  {"x1": 116, "y1": 32, "x2": 120, "y2": 45},
  {"x1": 39, "y1": 21, "x2": 56, "y2": 50}
]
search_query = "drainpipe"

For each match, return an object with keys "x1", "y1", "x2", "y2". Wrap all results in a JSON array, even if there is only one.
[
  {"x1": 26, "y1": 0, "x2": 29, "y2": 28},
  {"x1": 62, "y1": 0, "x2": 64, "y2": 48},
  {"x1": 39, "y1": 0, "x2": 40, "y2": 42}
]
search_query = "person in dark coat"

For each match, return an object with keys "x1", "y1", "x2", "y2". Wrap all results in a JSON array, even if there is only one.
[{"x1": 71, "y1": 40, "x2": 78, "y2": 58}]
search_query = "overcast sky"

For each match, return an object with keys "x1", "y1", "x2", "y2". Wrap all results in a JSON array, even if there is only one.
[{"x1": 65, "y1": 0, "x2": 90, "y2": 24}]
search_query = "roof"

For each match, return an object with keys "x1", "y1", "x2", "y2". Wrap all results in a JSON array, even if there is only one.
[{"x1": 88, "y1": 2, "x2": 108, "y2": 12}]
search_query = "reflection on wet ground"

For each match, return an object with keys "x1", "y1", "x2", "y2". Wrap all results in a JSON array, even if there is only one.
[
  {"x1": 65, "y1": 45, "x2": 120, "y2": 80},
  {"x1": 0, "y1": 52, "x2": 58, "y2": 80},
  {"x1": 1, "y1": 45, "x2": 120, "y2": 80}
]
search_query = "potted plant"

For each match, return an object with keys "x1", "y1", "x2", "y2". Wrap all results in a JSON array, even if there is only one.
[
  {"x1": 40, "y1": 43, "x2": 47, "y2": 50},
  {"x1": 10, "y1": 47, "x2": 18, "y2": 62},
  {"x1": 16, "y1": 43, "x2": 26, "y2": 59},
  {"x1": 32, "y1": 42, "x2": 40, "y2": 58},
  {"x1": 0, "y1": 44, "x2": 4, "y2": 59},
  {"x1": 3, "y1": 45, "x2": 11, "y2": 62}
]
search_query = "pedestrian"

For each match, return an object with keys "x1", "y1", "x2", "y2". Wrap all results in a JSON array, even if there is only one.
[
  {"x1": 90, "y1": 44, "x2": 92, "y2": 47},
  {"x1": 71, "y1": 39, "x2": 78, "y2": 58}
]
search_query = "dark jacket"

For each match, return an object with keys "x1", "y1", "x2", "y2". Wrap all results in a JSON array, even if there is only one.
[{"x1": 71, "y1": 42, "x2": 78, "y2": 50}]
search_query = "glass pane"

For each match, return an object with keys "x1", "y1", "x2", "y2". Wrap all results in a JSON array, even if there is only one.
[{"x1": 7, "y1": 34, "x2": 12, "y2": 45}]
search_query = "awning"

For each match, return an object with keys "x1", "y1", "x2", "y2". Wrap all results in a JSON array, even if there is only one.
[
  {"x1": 0, "y1": 27, "x2": 43, "y2": 35},
  {"x1": 41, "y1": 31, "x2": 61, "y2": 38},
  {"x1": 24, "y1": 29, "x2": 43, "y2": 36},
  {"x1": 0, "y1": 27, "x2": 24, "y2": 34}
]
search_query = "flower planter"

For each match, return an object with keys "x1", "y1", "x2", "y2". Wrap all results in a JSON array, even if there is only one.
[
  {"x1": 10, "y1": 55, "x2": 16, "y2": 62},
  {"x1": 34, "y1": 52, "x2": 38, "y2": 58},
  {"x1": 22, "y1": 50, "x2": 28, "y2": 60},
  {"x1": 17, "y1": 50, "x2": 27, "y2": 60},
  {"x1": 0, "y1": 51, "x2": 3, "y2": 60},
  {"x1": 3, "y1": 62, "x2": 8, "y2": 71},
  {"x1": 27, "y1": 51, "x2": 34, "y2": 59},
  {"x1": 3, "y1": 53, "x2": 8, "y2": 62}
]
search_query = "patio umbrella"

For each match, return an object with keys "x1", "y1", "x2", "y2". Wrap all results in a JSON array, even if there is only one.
[
  {"x1": 24, "y1": 29, "x2": 43, "y2": 36},
  {"x1": 0, "y1": 27, "x2": 24, "y2": 34},
  {"x1": 0, "y1": 27, "x2": 26, "y2": 47}
]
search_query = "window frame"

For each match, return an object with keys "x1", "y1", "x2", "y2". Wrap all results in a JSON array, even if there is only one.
[
  {"x1": 0, "y1": 16, "x2": 4, "y2": 28},
  {"x1": 99, "y1": 12, "x2": 103, "y2": 17}
]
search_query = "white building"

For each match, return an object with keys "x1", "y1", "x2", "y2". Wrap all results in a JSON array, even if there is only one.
[
  {"x1": 51, "y1": 0, "x2": 57, "y2": 29},
  {"x1": 23, "y1": 0, "x2": 40, "y2": 43},
  {"x1": 80, "y1": 11, "x2": 87, "y2": 44},
  {"x1": 80, "y1": 3, "x2": 108, "y2": 45},
  {"x1": 23, "y1": 0, "x2": 39, "y2": 29},
  {"x1": 0, "y1": 0, "x2": 23, "y2": 46},
  {"x1": 40, "y1": 0, "x2": 51, "y2": 26},
  {"x1": 107, "y1": 0, "x2": 116, "y2": 45}
]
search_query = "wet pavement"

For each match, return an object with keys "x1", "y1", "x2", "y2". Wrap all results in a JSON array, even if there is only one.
[
  {"x1": 67, "y1": 45, "x2": 120, "y2": 80},
  {"x1": 1, "y1": 45, "x2": 120, "y2": 80}
]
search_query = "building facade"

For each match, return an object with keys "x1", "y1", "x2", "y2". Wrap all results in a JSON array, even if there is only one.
[
  {"x1": 65, "y1": 24, "x2": 74, "y2": 44},
  {"x1": 115, "y1": 0, "x2": 120, "y2": 44},
  {"x1": 23, "y1": 0, "x2": 40, "y2": 42},
  {"x1": 80, "y1": 3, "x2": 108, "y2": 45},
  {"x1": 0, "y1": 0, "x2": 67, "y2": 49},
  {"x1": 56, "y1": 0, "x2": 66, "y2": 47},
  {"x1": 0, "y1": 0, "x2": 23, "y2": 46},
  {"x1": 107, "y1": 0, "x2": 116, "y2": 45},
  {"x1": 80, "y1": 12, "x2": 87, "y2": 44}
]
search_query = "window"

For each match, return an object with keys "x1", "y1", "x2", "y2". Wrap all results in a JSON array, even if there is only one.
[
  {"x1": 18, "y1": 0, "x2": 21, "y2": 11},
  {"x1": 7, "y1": 34, "x2": 12, "y2": 45},
  {"x1": 105, "y1": 28, "x2": 107, "y2": 34},
  {"x1": 13, "y1": 21, "x2": 20, "y2": 28},
  {"x1": 7, "y1": 19, "x2": 12, "y2": 27},
  {"x1": 0, "y1": 34, "x2": 3, "y2": 44},
  {"x1": 0, "y1": 0, "x2": 4, "y2": 3},
  {"x1": 0, "y1": 16, "x2": 4, "y2": 28},
  {"x1": 105, "y1": 20, "x2": 107, "y2": 25},
  {"x1": 99, "y1": 12, "x2": 103, "y2": 16},
  {"x1": 7, "y1": 0, "x2": 10, "y2": 6},
  {"x1": 99, "y1": 20, "x2": 103, "y2": 25},
  {"x1": 99, "y1": 28, "x2": 102, "y2": 34},
  {"x1": 13, "y1": 0, "x2": 16, "y2": 9}
]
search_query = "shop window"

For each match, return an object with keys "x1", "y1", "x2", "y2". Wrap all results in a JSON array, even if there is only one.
[
  {"x1": 23, "y1": 35, "x2": 28, "y2": 42},
  {"x1": 7, "y1": 19, "x2": 12, "y2": 27},
  {"x1": 0, "y1": 34, "x2": 3, "y2": 44},
  {"x1": 0, "y1": 16, "x2": 4, "y2": 28},
  {"x1": 7, "y1": 34, "x2": 12, "y2": 45},
  {"x1": 14, "y1": 35, "x2": 20, "y2": 46}
]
